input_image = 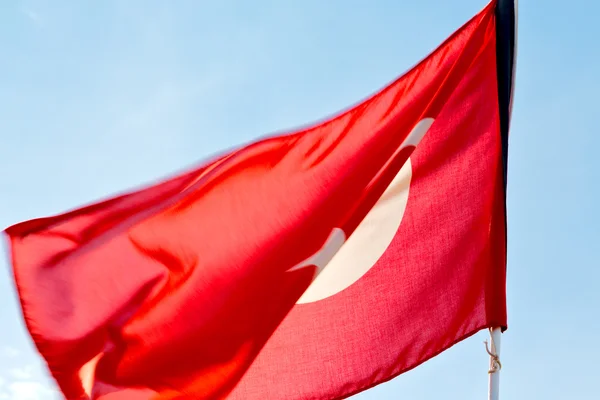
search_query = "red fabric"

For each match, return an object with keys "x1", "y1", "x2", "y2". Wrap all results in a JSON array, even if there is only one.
[
  {"x1": 5, "y1": 2, "x2": 505, "y2": 399},
  {"x1": 228, "y1": 6, "x2": 507, "y2": 399}
]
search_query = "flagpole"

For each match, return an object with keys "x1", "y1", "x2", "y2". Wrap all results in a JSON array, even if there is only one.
[
  {"x1": 488, "y1": 0, "x2": 516, "y2": 395},
  {"x1": 487, "y1": 327, "x2": 502, "y2": 400}
]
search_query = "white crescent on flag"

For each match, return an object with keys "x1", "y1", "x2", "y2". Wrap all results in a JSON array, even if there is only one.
[{"x1": 297, "y1": 118, "x2": 434, "y2": 303}]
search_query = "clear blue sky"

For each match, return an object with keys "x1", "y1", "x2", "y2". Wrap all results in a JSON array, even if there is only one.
[{"x1": 1, "y1": 0, "x2": 598, "y2": 399}]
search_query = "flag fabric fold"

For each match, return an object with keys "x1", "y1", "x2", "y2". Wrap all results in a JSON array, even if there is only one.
[{"x1": 4, "y1": 1, "x2": 511, "y2": 399}]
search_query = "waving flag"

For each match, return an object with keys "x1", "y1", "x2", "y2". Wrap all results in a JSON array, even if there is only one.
[{"x1": 4, "y1": 1, "x2": 515, "y2": 399}]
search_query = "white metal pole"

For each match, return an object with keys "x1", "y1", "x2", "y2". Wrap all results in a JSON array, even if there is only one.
[
  {"x1": 488, "y1": 0, "x2": 515, "y2": 397},
  {"x1": 487, "y1": 327, "x2": 502, "y2": 400}
]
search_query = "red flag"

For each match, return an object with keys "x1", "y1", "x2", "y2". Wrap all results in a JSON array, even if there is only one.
[{"x1": 4, "y1": 1, "x2": 511, "y2": 399}]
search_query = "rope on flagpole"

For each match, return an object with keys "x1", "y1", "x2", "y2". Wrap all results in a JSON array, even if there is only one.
[{"x1": 484, "y1": 329, "x2": 502, "y2": 374}]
